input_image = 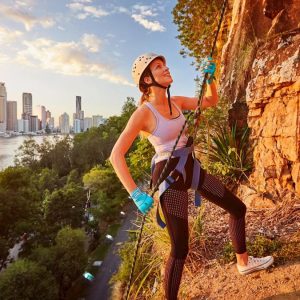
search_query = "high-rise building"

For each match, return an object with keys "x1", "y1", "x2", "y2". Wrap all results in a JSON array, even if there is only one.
[
  {"x1": 7, "y1": 101, "x2": 17, "y2": 131},
  {"x1": 92, "y1": 115, "x2": 104, "y2": 127},
  {"x1": 84, "y1": 117, "x2": 92, "y2": 131},
  {"x1": 17, "y1": 119, "x2": 24, "y2": 132},
  {"x1": 41, "y1": 105, "x2": 46, "y2": 129},
  {"x1": 34, "y1": 105, "x2": 46, "y2": 129},
  {"x1": 29, "y1": 115, "x2": 39, "y2": 132},
  {"x1": 76, "y1": 96, "x2": 81, "y2": 117},
  {"x1": 74, "y1": 119, "x2": 81, "y2": 133},
  {"x1": 22, "y1": 93, "x2": 32, "y2": 119},
  {"x1": 46, "y1": 110, "x2": 53, "y2": 131},
  {"x1": 47, "y1": 117, "x2": 54, "y2": 130},
  {"x1": 18, "y1": 119, "x2": 29, "y2": 133},
  {"x1": 0, "y1": 82, "x2": 7, "y2": 132},
  {"x1": 59, "y1": 112, "x2": 70, "y2": 134},
  {"x1": 46, "y1": 110, "x2": 51, "y2": 119},
  {"x1": 79, "y1": 110, "x2": 84, "y2": 131}
]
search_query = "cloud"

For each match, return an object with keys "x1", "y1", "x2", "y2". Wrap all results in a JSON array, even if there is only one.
[
  {"x1": 131, "y1": 14, "x2": 165, "y2": 32},
  {"x1": 110, "y1": 6, "x2": 130, "y2": 14},
  {"x1": 131, "y1": 4, "x2": 165, "y2": 32},
  {"x1": 15, "y1": 37, "x2": 133, "y2": 86},
  {"x1": 113, "y1": 51, "x2": 121, "y2": 57},
  {"x1": 67, "y1": 1, "x2": 109, "y2": 19},
  {"x1": 81, "y1": 33, "x2": 101, "y2": 53},
  {"x1": 132, "y1": 5, "x2": 158, "y2": 17},
  {"x1": 0, "y1": 53, "x2": 10, "y2": 63},
  {"x1": 74, "y1": 0, "x2": 92, "y2": 2},
  {"x1": 15, "y1": 0, "x2": 36, "y2": 10},
  {"x1": 0, "y1": 3, "x2": 55, "y2": 31},
  {"x1": 116, "y1": 6, "x2": 129, "y2": 13},
  {"x1": 0, "y1": 26, "x2": 23, "y2": 44}
]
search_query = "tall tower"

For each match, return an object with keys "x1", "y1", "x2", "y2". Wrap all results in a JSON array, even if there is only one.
[
  {"x1": 22, "y1": 93, "x2": 32, "y2": 119},
  {"x1": 76, "y1": 96, "x2": 81, "y2": 117},
  {"x1": 0, "y1": 82, "x2": 7, "y2": 132},
  {"x1": 34, "y1": 105, "x2": 47, "y2": 129},
  {"x1": 59, "y1": 112, "x2": 70, "y2": 134},
  {"x1": 7, "y1": 101, "x2": 17, "y2": 131}
]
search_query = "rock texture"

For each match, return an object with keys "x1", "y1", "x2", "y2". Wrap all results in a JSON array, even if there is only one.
[
  {"x1": 246, "y1": 31, "x2": 300, "y2": 200},
  {"x1": 219, "y1": 0, "x2": 300, "y2": 204}
]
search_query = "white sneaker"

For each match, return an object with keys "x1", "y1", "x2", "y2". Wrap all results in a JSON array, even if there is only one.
[{"x1": 237, "y1": 256, "x2": 274, "y2": 275}]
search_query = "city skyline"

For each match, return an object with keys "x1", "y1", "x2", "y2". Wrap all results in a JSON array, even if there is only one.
[
  {"x1": 2, "y1": 81, "x2": 105, "y2": 127},
  {"x1": 3, "y1": 83, "x2": 105, "y2": 127},
  {"x1": 0, "y1": 0, "x2": 199, "y2": 124},
  {"x1": 0, "y1": 81, "x2": 105, "y2": 134}
]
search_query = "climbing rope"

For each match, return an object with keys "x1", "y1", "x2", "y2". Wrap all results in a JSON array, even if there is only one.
[{"x1": 124, "y1": 1, "x2": 228, "y2": 298}]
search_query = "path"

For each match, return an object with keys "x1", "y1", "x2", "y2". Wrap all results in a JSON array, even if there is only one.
[{"x1": 86, "y1": 203, "x2": 138, "y2": 300}]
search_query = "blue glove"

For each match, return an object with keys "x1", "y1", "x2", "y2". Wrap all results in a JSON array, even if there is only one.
[
  {"x1": 201, "y1": 56, "x2": 216, "y2": 84},
  {"x1": 130, "y1": 187, "x2": 154, "y2": 215}
]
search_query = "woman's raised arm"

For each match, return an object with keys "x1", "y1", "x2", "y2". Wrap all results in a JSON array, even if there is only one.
[{"x1": 173, "y1": 81, "x2": 218, "y2": 111}]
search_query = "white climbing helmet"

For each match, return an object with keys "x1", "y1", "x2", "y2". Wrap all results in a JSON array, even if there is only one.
[{"x1": 131, "y1": 52, "x2": 166, "y2": 88}]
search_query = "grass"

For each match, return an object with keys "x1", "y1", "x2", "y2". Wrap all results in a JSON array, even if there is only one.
[
  {"x1": 111, "y1": 210, "x2": 170, "y2": 299},
  {"x1": 220, "y1": 233, "x2": 300, "y2": 265}
]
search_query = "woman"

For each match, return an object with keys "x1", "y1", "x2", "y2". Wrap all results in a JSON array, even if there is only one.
[{"x1": 110, "y1": 53, "x2": 274, "y2": 299}]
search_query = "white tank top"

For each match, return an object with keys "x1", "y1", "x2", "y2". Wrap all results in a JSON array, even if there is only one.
[{"x1": 144, "y1": 101, "x2": 188, "y2": 161}]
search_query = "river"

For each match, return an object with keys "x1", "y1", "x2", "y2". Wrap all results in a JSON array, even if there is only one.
[{"x1": 0, "y1": 135, "x2": 67, "y2": 170}]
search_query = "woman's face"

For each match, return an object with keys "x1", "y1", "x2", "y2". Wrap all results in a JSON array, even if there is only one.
[{"x1": 148, "y1": 58, "x2": 173, "y2": 87}]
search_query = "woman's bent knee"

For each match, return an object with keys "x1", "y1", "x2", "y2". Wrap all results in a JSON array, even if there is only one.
[{"x1": 233, "y1": 200, "x2": 247, "y2": 219}]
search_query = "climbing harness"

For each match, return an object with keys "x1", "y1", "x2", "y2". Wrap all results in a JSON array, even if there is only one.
[
  {"x1": 124, "y1": 1, "x2": 228, "y2": 298},
  {"x1": 150, "y1": 136, "x2": 202, "y2": 228}
]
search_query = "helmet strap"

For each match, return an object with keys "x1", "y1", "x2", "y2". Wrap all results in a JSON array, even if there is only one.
[
  {"x1": 147, "y1": 72, "x2": 172, "y2": 116},
  {"x1": 167, "y1": 86, "x2": 172, "y2": 116}
]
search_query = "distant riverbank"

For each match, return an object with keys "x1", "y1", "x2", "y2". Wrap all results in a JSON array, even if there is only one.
[{"x1": 0, "y1": 134, "x2": 71, "y2": 170}]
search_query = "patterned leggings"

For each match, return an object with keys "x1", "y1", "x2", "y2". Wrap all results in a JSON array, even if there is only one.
[{"x1": 152, "y1": 155, "x2": 247, "y2": 300}]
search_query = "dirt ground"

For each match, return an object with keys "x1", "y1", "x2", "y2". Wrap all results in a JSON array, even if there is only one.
[
  {"x1": 183, "y1": 260, "x2": 300, "y2": 300},
  {"x1": 153, "y1": 191, "x2": 300, "y2": 300}
]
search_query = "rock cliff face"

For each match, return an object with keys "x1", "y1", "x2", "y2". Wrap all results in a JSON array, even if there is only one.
[{"x1": 219, "y1": 0, "x2": 300, "y2": 204}]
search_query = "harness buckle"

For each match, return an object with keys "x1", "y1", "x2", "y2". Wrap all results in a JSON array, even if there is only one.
[{"x1": 169, "y1": 169, "x2": 181, "y2": 181}]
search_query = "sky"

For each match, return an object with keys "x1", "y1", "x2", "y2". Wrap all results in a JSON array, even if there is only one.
[{"x1": 0, "y1": 0, "x2": 199, "y2": 125}]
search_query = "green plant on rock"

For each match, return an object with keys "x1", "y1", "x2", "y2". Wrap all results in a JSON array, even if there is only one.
[
  {"x1": 190, "y1": 205, "x2": 206, "y2": 240},
  {"x1": 206, "y1": 123, "x2": 252, "y2": 181},
  {"x1": 219, "y1": 235, "x2": 296, "y2": 265}
]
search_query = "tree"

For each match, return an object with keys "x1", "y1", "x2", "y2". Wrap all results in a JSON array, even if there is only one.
[
  {"x1": 43, "y1": 183, "x2": 86, "y2": 230},
  {"x1": 28, "y1": 227, "x2": 87, "y2": 299},
  {"x1": 37, "y1": 168, "x2": 60, "y2": 194},
  {"x1": 128, "y1": 137, "x2": 154, "y2": 182},
  {"x1": 54, "y1": 227, "x2": 87, "y2": 299},
  {"x1": 38, "y1": 137, "x2": 55, "y2": 169},
  {"x1": 82, "y1": 162, "x2": 127, "y2": 222},
  {"x1": 0, "y1": 167, "x2": 40, "y2": 243},
  {"x1": 51, "y1": 135, "x2": 73, "y2": 176},
  {"x1": 14, "y1": 137, "x2": 40, "y2": 169},
  {"x1": 0, "y1": 259, "x2": 59, "y2": 300},
  {"x1": 45, "y1": 123, "x2": 51, "y2": 134},
  {"x1": 173, "y1": 0, "x2": 224, "y2": 66},
  {"x1": 71, "y1": 98, "x2": 137, "y2": 173},
  {"x1": 71, "y1": 127, "x2": 106, "y2": 172}
]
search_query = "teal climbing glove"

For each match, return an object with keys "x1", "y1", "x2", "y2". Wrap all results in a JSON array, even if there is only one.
[
  {"x1": 201, "y1": 56, "x2": 216, "y2": 84},
  {"x1": 130, "y1": 187, "x2": 154, "y2": 215}
]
